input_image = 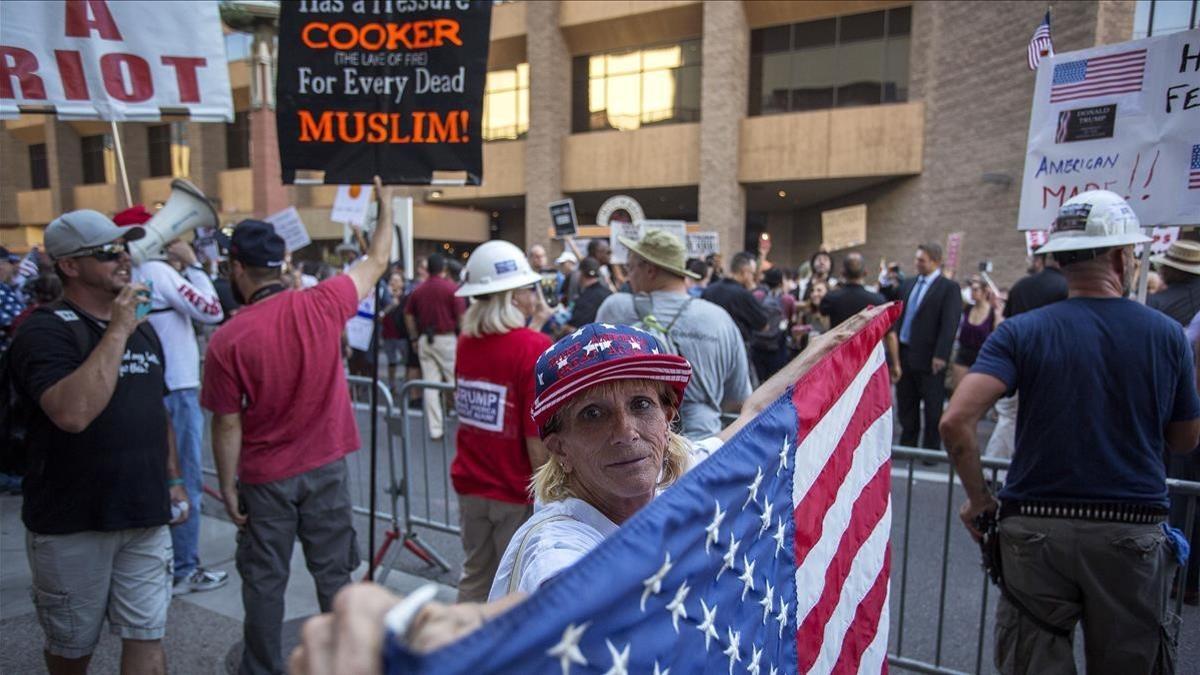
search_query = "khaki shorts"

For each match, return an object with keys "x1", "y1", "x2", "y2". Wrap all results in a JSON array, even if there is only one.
[{"x1": 26, "y1": 526, "x2": 172, "y2": 658}]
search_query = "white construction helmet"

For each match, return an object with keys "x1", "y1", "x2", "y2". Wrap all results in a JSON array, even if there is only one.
[
  {"x1": 455, "y1": 240, "x2": 542, "y2": 297},
  {"x1": 1036, "y1": 190, "x2": 1149, "y2": 254}
]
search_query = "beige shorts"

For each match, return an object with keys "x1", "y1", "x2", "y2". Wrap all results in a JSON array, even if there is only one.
[{"x1": 26, "y1": 526, "x2": 172, "y2": 658}]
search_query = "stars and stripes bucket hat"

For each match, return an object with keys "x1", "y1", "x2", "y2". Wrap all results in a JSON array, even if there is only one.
[{"x1": 530, "y1": 323, "x2": 692, "y2": 437}]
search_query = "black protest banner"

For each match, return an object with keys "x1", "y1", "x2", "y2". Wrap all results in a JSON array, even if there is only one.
[{"x1": 276, "y1": 0, "x2": 491, "y2": 185}]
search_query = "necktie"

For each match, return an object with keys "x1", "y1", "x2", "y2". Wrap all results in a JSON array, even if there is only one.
[{"x1": 899, "y1": 277, "x2": 927, "y2": 345}]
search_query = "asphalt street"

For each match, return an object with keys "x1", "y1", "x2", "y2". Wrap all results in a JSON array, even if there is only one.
[{"x1": 200, "y1": 387, "x2": 1200, "y2": 674}]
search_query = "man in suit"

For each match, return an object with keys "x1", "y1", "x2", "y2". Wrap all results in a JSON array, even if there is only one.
[{"x1": 888, "y1": 242, "x2": 962, "y2": 449}]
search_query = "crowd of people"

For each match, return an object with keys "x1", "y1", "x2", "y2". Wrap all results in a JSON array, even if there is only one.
[{"x1": 1, "y1": 187, "x2": 1197, "y2": 675}]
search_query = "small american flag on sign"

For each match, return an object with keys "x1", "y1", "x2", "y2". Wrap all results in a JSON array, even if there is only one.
[
  {"x1": 1027, "y1": 12, "x2": 1054, "y2": 71},
  {"x1": 1050, "y1": 49, "x2": 1147, "y2": 104},
  {"x1": 1190, "y1": 145, "x2": 1200, "y2": 190},
  {"x1": 386, "y1": 306, "x2": 902, "y2": 674}
]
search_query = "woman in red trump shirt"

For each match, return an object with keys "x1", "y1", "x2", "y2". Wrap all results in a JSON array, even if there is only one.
[{"x1": 451, "y1": 240, "x2": 553, "y2": 602}]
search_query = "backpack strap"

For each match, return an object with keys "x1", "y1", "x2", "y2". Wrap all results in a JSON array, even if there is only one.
[
  {"x1": 663, "y1": 296, "x2": 694, "y2": 333},
  {"x1": 39, "y1": 300, "x2": 94, "y2": 359}
]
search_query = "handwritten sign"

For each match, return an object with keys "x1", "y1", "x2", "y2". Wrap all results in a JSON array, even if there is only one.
[
  {"x1": 638, "y1": 220, "x2": 687, "y2": 246},
  {"x1": 1018, "y1": 30, "x2": 1200, "y2": 229},
  {"x1": 331, "y1": 184, "x2": 373, "y2": 225},
  {"x1": 944, "y1": 232, "x2": 964, "y2": 278},
  {"x1": 821, "y1": 204, "x2": 868, "y2": 251},
  {"x1": 265, "y1": 206, "x2": 311, "y2": 252},
  {"x1": 686, "y1": 232, "x2": 720, "y2": 258},
  {"x1": 276, "y1": 2, "x2": 492, "y2": 185},
  {"x1": 608, "y1": 221, "x2": 643, "y2": 265},
  {"x1": 1136, "y1": 226, "x2": 1181, "y2": 256}
]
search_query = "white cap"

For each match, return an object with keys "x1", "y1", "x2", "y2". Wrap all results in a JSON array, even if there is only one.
[
  {"x1": 555, "y1": 251, "x2": 578, "y2": 265},
  {"x1": 1036, "y1": 190, "x2": 1150, "y2": 254},
  {"x1": 456, "y1": 240, "x2": 543, "y2": 297}
]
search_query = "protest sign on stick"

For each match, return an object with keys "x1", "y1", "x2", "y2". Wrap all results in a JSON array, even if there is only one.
[
  {"x1": 0, "y1": 0, "x2": 233, "y2": 121},
  {"x1": 275, "y1": 2, "x2": 492, "y2": 185}
]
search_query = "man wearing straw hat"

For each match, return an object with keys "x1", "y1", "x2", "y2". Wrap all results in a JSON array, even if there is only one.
[
  {"x1": 1148, "y1": 239, "x2": 1200, "y2": 326},
  {"x1": 594, "y1": 229, "x2": 750, "y2": 441}
]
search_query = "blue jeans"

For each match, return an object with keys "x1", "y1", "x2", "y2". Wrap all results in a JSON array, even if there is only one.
[{"x1": 165, "y1": 388, "x2": 204, "y2": 581}]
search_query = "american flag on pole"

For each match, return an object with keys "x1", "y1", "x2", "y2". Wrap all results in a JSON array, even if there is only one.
[
  {"x1": 1027, "y1": 11, "x2": 1054, "y2": 71},
  {"x1": 1050, "y1": 49, "x2": 1147, "y2": 103},
  {"x1": 387, "y1": 305, "x2": 902, "y2": 674},
  {"x1": 1190, "y1": 144, "x2": 1200, "y2": 190}
]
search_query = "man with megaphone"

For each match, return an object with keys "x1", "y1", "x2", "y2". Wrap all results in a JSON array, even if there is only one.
[{"x1": 119, "y1": 193, "x2": 229, "y2": 599}]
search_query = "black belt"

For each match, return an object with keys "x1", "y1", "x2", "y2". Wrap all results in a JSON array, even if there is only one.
[{"x1": 999, "y1": 500, "x2": 1167, "y2": 524}]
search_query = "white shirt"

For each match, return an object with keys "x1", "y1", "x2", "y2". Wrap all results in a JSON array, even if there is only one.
[
  {"x1": 134, "y1": 260, "x2": 224, "y2": 391},
  {"x1": 487, "y1": 436, "x2": 724, "y2": 600}
]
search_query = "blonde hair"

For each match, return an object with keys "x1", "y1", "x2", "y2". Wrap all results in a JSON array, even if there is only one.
[
  {"x1": 461, "y1": 290, "x2": 526, "y2": 338},
  {"x1": 530, "y1": 381, "x2": 690, "y2": 503}
]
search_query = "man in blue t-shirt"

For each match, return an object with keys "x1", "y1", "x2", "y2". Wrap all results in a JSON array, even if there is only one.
[{"x1": 941, "y1": 191, "x2": 1200, "y2": 675}]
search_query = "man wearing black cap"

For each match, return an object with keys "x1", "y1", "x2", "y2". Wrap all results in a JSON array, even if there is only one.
[
  {"x1": 7, "y1": 209, "x2": 187, "y2": 675},
  {"x1": 202, "y1": 180, "x2": 394, "y2": 675}
]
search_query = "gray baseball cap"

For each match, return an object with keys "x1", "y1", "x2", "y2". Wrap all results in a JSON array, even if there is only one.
[{"x1": 45, "y1": 209, "x2": 145, "y2": 259}]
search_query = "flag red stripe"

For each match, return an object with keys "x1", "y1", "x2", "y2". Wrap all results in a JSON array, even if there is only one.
[
  {"x1": 792, "y1": 364, "x2": 892, "y2": 567},
  {"x1": 831, "y1": 546, "x2": 893, "y2": 675},
  {"x1": 795, "y1": 460, "x2": 892, "y2": 672},
  {"x1": 790, "y1": 304, "x2": 901, "y2": 444}
]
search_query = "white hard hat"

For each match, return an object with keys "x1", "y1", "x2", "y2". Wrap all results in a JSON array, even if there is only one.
[
  {"x1": 455, "y1": 240, "x2": 542, "y2": 297},
  {"x1": 555, "y1": 250, "x2": 578, "y2": 265},
  {"x1": 1036, "y1": 190, "x2": 1149, "y2": 254}
]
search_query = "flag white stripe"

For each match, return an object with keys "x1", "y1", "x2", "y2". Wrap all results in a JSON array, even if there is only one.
[
  {"x1": 793, "y1": 408, "x2": 892, "y2": 623},
  {"x1": 792, "y1": 344, "x2": 886, "y2": 506},
  {"x1": 810, "y1": 501, "x2": 893, "y2": 675},
  {"x1": 857, "y1": 584, "x2": 892, "y2": 675}
]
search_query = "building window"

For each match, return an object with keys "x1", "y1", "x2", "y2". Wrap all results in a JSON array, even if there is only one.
[
  {"x1": 1133, "y1": 0, "x2": 1198, "y2": 38},
  {"x1": 147, "y1": 124, "x2": 172, "y2": 177},
  {"x1": 572, "y1": 39, "x2": 702, "y2": 133},
  {"x1": 749, "y1": 6, "x2": 911, "y2": 116},
  {"x1": 80, "y1": 134, "x2": 108, "y2": 185},
  {"x1": 226, "y1": 111, "x2": 251, "y2": 169},
  {"x1": 29, "y1": 143, "x2": 48, "y2": 190},
  {"x1": 482, "y1": 63, "x2": 529, "y2": 141}
]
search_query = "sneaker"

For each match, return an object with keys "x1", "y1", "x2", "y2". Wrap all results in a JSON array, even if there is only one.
[{"x1": 172, "y1": 568, "x2": 229, "y2": 596}]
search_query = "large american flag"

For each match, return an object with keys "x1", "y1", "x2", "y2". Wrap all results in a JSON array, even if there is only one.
[
  {"x1": 1050, "y1": 49, "x2": 1147, "y2": 104},
  {"x1": 1027, "y1": 11, "x2": 1054, "y2": 71},
  {"x1": 387, "y1": 305, "x2": 901, "y2": 674},
  {"x1": 1190, "y1": 144, "x2": 1200, "y2": 190}
]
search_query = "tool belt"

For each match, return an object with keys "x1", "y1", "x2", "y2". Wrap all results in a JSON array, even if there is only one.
[{"x1": 998, "y1": 499, "x2": 1167, "y2": 524}]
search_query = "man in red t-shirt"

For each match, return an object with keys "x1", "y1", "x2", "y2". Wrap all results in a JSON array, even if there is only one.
[
  {"x1": 201, "y1": 180, "x2": 393, "y2": 675},
  {"x1": 403, "y1": 252, "x2": 465, "y2": 439}
]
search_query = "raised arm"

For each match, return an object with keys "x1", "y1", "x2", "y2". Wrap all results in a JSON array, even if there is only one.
[{"x1": 347, "y1": 176, "x2": 395, "y2": 301}]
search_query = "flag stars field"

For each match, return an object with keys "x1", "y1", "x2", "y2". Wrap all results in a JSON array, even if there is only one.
[{"x1": 640, "y1": 552, "x2": 673, "y2": 611}]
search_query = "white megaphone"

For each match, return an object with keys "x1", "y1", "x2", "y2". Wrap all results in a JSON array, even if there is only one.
[{"x1": 128, "y1": 179, "x2": 219, "y2": 265}]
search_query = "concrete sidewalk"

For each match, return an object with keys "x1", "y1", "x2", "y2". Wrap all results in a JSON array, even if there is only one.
[{"x1": 0, "y1": 494, "x2": 455, "y2": 674}]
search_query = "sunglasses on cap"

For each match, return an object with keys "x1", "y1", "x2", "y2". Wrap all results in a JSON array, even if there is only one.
[{"x1": 69, "y1": 242, "x2": 127, "y2": 262}]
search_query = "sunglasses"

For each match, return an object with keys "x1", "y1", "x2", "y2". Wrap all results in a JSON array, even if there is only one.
[{"x1": 70, "y1": 242, "x2": 127, "y2": 262}]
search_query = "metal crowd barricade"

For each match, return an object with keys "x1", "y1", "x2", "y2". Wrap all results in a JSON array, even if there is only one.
[
  {"x1": 886, "y1": 445, "x2": 1199, "y2": 675},
  {"x1": 386, "y1": 379, "x2": 461, "y2": 574},
  {"x1": 201, "y1": 375, "x2": 419, "y2": 582}
]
